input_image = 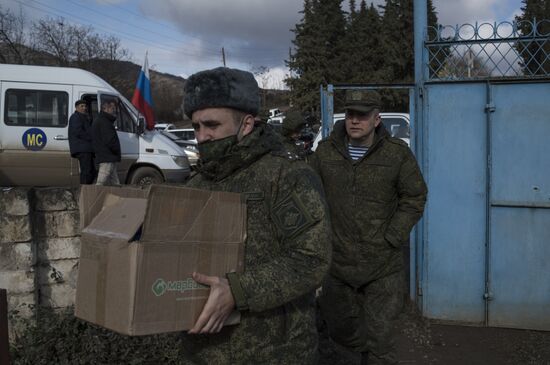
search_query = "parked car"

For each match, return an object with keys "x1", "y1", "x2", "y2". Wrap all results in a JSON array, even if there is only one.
[
  {"x1": 168, "y1": 128, "x2": 196, "y2": 143},
  {"x1": 312, "y1": 112, "x2": 410, "y2": 151},
  {"x1": 161, "y1": 131, "x2": 199, "y2": 166},
  {"x1": 267, "y1": 115, "x2": 284, "y2": 125},
  {"x1": 268, "y1": 108, "x2": 282, "y2": 118},
  {"x1": 0, "y1": 64, "x2": 191, "y2": 186},
  {"x1": 154, "y1": 123, "x2": 176, "y2": 131}
]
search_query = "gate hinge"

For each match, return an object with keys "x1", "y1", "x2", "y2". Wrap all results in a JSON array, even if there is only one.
[
  {"x1": 483, "y1": 292, "x2": 494, "y2": 301},
  {"x1": 418, "y1": 87, "x2": 424, "y2": 98},
  {"x1": 485, "y1": 103, "x2": 495, "y2": 113}
]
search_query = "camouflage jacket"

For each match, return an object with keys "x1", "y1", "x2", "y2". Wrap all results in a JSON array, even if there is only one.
[
  {"x1": 183, "y1": 123, "x2": 332, "y2": 364},
  {"x1": 311, "y1": 121, "x2": 427, "y2": 288}
]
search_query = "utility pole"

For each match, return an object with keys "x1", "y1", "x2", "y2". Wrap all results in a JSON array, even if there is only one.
[{"x1": 222, "y1": 47, "x2": 226, "y2": 67}]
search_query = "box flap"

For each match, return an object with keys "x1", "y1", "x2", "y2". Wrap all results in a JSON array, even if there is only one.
[
  {"x1": 82, "y1": 194, "x2": 147, "y2": 242},
  {"x1": 79, "y1": 185, "x2": 149, "y2": 230},
  {"x1": 140, "y1": 185, "x2": 246, "y2": 244}
]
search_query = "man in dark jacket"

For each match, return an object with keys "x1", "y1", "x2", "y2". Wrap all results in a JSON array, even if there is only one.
[
  {"x1": 311, "y1": 90, "x2": 427, "y2": 365},
  {"x1": 91, "y1": 99, "x2": 121, "y2": 186},
  {"x1": 180, "y1": 67, "x2": 332, "y2": 364},
  {"x1": 68, "y1": 99, "x2": 96, "y2": 184}
]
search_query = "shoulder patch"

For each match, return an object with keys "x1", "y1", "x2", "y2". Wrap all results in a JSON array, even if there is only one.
[{"x1": 271, "y1": 192, "x2": 316, "y2": 239}]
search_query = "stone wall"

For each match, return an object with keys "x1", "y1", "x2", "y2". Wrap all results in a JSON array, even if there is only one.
[{"x1": 0, "y1": 187, "x2": 80, "y2": 317}]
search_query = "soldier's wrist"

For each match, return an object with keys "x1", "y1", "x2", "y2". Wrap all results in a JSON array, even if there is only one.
[{"x1": 226, "y1": 272, "x2": 249, "y2": 312}]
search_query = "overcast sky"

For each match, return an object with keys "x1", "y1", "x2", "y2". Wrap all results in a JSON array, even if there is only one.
[{"x1": 2, "y1": 0, "x2": 525, "y2": 87}]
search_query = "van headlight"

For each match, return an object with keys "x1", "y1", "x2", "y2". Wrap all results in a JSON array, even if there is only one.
[{"x1": 171, "y1": 155, "x2": 188, "y2": 167}]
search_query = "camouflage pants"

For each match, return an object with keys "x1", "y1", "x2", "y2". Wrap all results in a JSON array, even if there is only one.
[{"x1": 318, "y1": 270, "x2": 405, "y2": 365}]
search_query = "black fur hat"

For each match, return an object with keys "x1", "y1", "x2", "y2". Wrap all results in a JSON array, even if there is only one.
[{"x1": 184, "y1": 67, "x2": 260, "y2": 119}]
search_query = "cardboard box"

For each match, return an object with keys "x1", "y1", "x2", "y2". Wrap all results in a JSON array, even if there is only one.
[{"x1": 75, "y1": 184, "x2": 246, "y2": 336}]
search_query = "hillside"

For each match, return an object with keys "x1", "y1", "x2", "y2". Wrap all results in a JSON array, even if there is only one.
[
  {"x1": 1, "y1": 45, "x2": 290, "y2": 123},
  {"x1": 86, "y1": 59, "x2": 186, "y2": 122}
]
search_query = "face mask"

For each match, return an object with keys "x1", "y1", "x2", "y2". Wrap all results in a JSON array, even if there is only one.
[
  {"x1": 197, "y1": 116, "x2": 244, "y2": 164},
  {"x1": 197, "y1": 134, "x2": 239, "y2": 164}
]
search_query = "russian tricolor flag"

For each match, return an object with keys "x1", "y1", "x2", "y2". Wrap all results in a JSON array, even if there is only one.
[{"x1": 132, "y1": 53, "x2": 155, "y2": 130}]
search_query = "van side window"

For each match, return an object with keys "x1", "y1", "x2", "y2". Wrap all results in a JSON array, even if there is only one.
[{"x1": 4, "y1": 89, "x2": 68, "y2": 128}]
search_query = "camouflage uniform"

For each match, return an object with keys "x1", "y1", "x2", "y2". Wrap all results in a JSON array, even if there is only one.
[
  {"x1": 311, "y1": 99, "x2": 427, "y2": 363},
  {"x1": 182, "y1": 122, "x2": 332, "y2": 364}
]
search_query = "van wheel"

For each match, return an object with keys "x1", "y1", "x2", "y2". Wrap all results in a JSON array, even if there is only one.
[{"x1": 129, "y1": 167, "x2": 164, "y2": 186}]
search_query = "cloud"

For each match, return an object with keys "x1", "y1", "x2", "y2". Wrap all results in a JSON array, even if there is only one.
[
  {"x1": 433, "y1": 0, "x2": 500, "y2": 25},
  {"x1": 138, "y1": 0, "x2": 303, "y2": 68},
  {"x1": 95, "y1": 0, "x2": 129, "y2": 4},
  {"x1": 134, "y1": 0, "x2": 523, "y2": 86}
]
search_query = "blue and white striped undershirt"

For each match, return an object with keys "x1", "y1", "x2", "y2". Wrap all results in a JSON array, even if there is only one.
[{"x1": 348, "y1": 143, "x2": 369, "y2": 160}]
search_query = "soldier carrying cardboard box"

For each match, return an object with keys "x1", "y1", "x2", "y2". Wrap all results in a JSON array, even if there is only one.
[{"x1": 181, "y1": 67, "x2": 332, "y2": 364}]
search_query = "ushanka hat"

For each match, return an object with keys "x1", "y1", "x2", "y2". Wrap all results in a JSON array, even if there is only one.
[{"x1": 184, "y1": 67, "x2": 260, "y2": 118}]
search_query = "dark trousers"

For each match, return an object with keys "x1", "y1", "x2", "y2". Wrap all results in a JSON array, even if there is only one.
[
  {"x1": 76, "y1": 153, "x2": 96, "y2": 184},
  {"x1": 319, "y1": 271, "x2": 405, "y2": 365}
]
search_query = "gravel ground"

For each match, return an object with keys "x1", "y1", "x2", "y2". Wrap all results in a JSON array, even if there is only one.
[{"x1": 319, "y1": 302, "x2": 550, "y2": 365}]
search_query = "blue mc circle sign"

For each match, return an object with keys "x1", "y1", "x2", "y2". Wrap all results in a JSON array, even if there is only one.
[{"x1": 22, "y1": 128, "x2": 48, "y2": 151}]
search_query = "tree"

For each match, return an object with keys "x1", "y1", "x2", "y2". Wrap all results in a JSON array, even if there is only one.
[
  {"x1": 437, "y1": 51, "x2": 491, "y2": 80},
  {"x1": 286, "y1": 0, "x2": 347, "y2": 114},
  {"x1": 29, "y1": 16, "x2": 129, "y2": 67},
  {"x1": 251, "y1": 65, "x2": 272, "y2": 112},
  {"x1": 340, "y1": 1, "x2": 384, "y2": 83},
  {"x1": 515, "y1": 0, "x2": 550, "y2": 76},
  {"x1": 287, "y1": 0, "x2": 443, "y2": 114},
  {"x1": 0, "y1": 5, "x2": 28, "y2": 64}
]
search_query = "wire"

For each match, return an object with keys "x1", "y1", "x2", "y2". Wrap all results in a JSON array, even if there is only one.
[
  {"x1": 10, "y1": 0, "x2": 222, "y2": 59},
  {"x1": 102, "y1": 0, "x2": 290, "y2": 52},
  {"x1": 63, "y1": 0, "x2": 222, "y2": 54},
  {"x1": 7, "y1": 0, "x2": 290, "y2": 70}
]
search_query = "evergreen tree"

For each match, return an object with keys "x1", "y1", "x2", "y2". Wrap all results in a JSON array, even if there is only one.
[
  {"x1": 287, "y1": 0, "x2": 443, "y2": 114},
  {"x1": 349, "y1": 0, "x2": 357, "y2": 20},
  {"x1": 379, "y1": 0, "x2": 413, "y2": 83},
  {"x1": 427, "y1": 0, "x2": 448, "y2": 78},
  {"x1": 378, "y1": 0, "x2": 442, "y2": 108},
  {"x1": 515, "y1": 0, "x2": 550, "y2": 75},
  {"x1": 340, "y1": 1, "x2": 383, "y2": 83},
  {"x1": 286, "y1": 0, "x2": 346, "y2": 114}
]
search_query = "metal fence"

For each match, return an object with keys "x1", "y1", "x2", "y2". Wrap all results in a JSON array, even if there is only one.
[{"x1": 426, "y1": 19, "x2": 550, "y2": 81}]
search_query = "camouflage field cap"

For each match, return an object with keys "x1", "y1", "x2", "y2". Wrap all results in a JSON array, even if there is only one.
[
  {"x1": 282, "y1": 108, "x2": 306, "y2": 135},
  {"x1": 184, "y1": 67, "x2": 260, "y2": 118},
  {"x1": 344, "y1": 90, "x2": 381, "y2": 113}
]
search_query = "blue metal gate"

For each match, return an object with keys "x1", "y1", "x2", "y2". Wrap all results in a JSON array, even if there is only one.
[
  {"x1": 318, "y1": 2, "x2": 550, "y2": 330},
  {"x1": 418, "y1": 12, "x2": 550, "y2": 330},
  {"x1": 422, "y1": 81, "x2": 550, "y2": 330}
]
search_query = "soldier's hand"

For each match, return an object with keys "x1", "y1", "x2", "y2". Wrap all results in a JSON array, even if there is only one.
[{"x1": 188, "y1": 272, "x2": 236, "y2": 334}]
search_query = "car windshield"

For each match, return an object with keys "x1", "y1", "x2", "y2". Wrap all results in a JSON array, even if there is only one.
[{"x1": 382, "y1": 118, "x2": 409, "y2": 138}]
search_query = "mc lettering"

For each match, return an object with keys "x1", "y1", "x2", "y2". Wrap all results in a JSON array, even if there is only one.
[{"x1": 26, "y1": 133, "x2": 43, "y2": 147}]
